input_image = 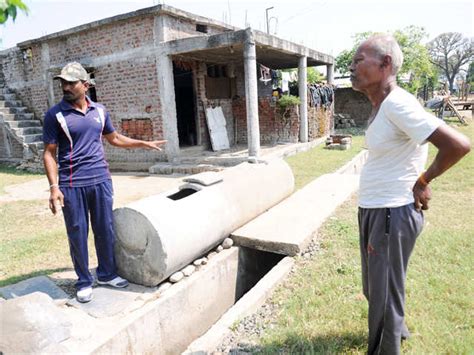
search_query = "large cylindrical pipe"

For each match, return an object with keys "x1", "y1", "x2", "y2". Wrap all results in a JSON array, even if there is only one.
[{"x1": 113, "y1": 159, "x2": 294, "y2": 286}]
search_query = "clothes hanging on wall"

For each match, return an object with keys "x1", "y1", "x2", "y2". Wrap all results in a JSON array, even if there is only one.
[
  {"x1": 281, "y1": 72, "x2": 290, "y2": 93},
  {"x1": 259, "y1": 64, "x2": 272, "y2": 85},
  {"x1": 308, "y1": 84, "x2": 334, "y2": 108}
]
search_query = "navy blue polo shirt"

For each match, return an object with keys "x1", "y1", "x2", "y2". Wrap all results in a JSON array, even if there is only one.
[{"x1": 43, "y1": 97, "x2": 115, "y2": 187}]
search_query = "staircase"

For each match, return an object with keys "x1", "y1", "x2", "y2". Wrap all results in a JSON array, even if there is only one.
[{"x1": 0, "y1": 73, "x2": 44, "y2": 171}]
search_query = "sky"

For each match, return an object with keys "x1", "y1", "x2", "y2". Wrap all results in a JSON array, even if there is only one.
[{"x1": 1, "y1": 0, "x2": 473, "y2": 57}]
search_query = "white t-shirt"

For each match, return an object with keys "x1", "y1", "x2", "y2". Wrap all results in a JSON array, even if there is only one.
[{"x1": 359, "y1": 87, "x2": 443, "y2": 208}]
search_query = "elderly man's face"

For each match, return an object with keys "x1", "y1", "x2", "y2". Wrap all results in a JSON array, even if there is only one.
[
  {"x1": 60, "y1": 79, "x2": 89, "y2": 103},
  {"x1": 349, "y1": 43, "x2": 384, "y2": 93}
]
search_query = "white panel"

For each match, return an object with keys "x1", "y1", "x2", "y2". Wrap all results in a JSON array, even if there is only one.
[{"x1": 205, "y1": 106, "x2": 230, "y2": 151}]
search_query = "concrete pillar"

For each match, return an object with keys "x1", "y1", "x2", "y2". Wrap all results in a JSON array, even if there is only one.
[
  {"x1": 156, "y1": 54, "x2": 180, "y2": 162},
  {"x1": 298, "y1": 56, "x2": 308, "y2": 143},
  {"x1": 327, "y1": 64, "x2": 334, "y2": 85},
  {"x1": 114, "y1": 159, "x2": 295, "y2": 286},
  {"x1": 243, "y1": 30, "x2": 260, "y2": 158},
  {"x1": 154, "y1": 15, "x2": 179, "y2": 162}
]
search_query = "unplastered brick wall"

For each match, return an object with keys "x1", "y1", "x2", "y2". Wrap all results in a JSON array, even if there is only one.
[
  {"x1": 121, "y1": 118, "x2": 154, "y2": 141},
  {"x1": 94, "y1": 57, "x2": 165, "y2": 163},
  {"x1": 233, "y1": 97, "x2": 333, "y2": 145},
  {"x1": 163, "y1": 14, "x2": 232, "y2": 41},
  {"x1": 0, "y1": 48, "x2": 48, "y2": 120},
  {"x1": 193, "y1": 61, "x2": 210, "y2": 148},
  {"x1": 308, "y1": 105, "x2": 333, "y2": 139},
  {"x1": 334, "y1": 87, "x2": 370, "y2": 127},
  {"x1": 232, "y1": 97, "x2": 300, "y2": 144},
  {"x1": 47, "y1": 16, "x2": 155, "y2": 63},
  {"x1": 0, "y1": 127, "x2": 24, "y2": 159}
]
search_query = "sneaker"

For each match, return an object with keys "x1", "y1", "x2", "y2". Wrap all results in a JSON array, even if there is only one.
[
  {"x1": 76, "y1": 287, "x2": 93, "y2": 303},
  {"x1": 97, "y1": 276, "x2": 129, "y2": 288}
]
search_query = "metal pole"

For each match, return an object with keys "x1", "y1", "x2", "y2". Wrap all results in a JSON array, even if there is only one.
[{"x1": 265, "y1": 7, "x2": 274, "y2": 34}]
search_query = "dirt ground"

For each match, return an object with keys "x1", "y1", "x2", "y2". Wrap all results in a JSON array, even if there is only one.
[{"x1": 0, "y1": 173, "x2": 186, "y2": 207}]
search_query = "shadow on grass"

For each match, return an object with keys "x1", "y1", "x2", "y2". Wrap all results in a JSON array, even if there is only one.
[
  {"x1": 0, "y1": 164, "x2": 43, "y2": 176},
  {"x1": 0, "y1": 268, "x2": 71, "y2": 287},
  {"x1": 226, "y1": 331, "x2": 367, "y2": 354}
]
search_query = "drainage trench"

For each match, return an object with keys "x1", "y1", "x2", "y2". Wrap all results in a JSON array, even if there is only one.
[{"x1": 0, "y1": 154, "x2": 367, "y2": 354}]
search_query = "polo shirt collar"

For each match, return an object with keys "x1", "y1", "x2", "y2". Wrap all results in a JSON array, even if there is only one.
[{"x1": 59, "y1": 96, "x2": 97, "y2": 111}]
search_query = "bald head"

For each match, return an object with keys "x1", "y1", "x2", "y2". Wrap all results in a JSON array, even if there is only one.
[{"x1": 361, "y1": 35, "x2": 404, "y2": 75}]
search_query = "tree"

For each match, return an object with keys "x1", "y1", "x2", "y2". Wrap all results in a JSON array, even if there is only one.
[
  {"x1": 335, "y1": 27, "x2": 436, "y2": 95},
  {"x1": 307, "y1": 67, "x2": 324, "y2": 84},
  {"x1": 467, "y1": 61, "x2": 474, "y2": 87},
  {"x1": 393, "y1": 26, "x2": 436, "y2": 95},
  {"x1": 335, "y1": 31, "x2": 374, "y2": 76},
  {"x1": 428, "y1": 32, "x2": 474, "y2": 92},
  {"x1": 0, "y1": 0, "x2": 28, "y2": 24}
]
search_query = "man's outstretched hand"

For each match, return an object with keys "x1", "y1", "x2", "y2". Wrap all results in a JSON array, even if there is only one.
[{"x1": 144, "y1": 140, "x2": 167, "y2": 151}]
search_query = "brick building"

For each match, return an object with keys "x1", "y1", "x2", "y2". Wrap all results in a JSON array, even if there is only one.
[{"x1": 0, "y1": 4, "x2": 335, "y2": 170}]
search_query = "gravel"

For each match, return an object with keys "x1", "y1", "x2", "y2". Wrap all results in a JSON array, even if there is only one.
[{"x1": 215, "y1": 233, "x2": 323, "y2": 353}]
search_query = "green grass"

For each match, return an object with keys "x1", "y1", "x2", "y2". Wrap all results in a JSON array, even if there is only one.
[
  {"x1": 286, "y1": 135, "x2": 365, "y2": 189},
  {"x1": 0, "y1": 164, "x2": 43, "y2": 195},
  {"x1": 0, "y1": 199, "x2": 96, "y2": 287},
  {"x1": 248, "y1": 118, "x2": 474, "y2": 353}
]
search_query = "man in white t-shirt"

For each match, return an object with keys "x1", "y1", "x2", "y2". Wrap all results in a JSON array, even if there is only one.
[{"x1": 349, "y1": 35, "x2": 470, "y2": 354}]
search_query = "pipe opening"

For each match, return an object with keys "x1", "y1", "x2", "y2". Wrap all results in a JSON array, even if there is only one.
[{"x1": 167, "y1": 188, "x2": 198, "y2": 200}]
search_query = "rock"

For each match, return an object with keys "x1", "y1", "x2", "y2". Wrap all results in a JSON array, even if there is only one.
[
  {"x1": 0, "y1": 276, "x2": 69, "y2": 300},
  {"x1": 193, "y1": 259, "x2": 203, "y2": 266},
  {"x1": 156, "y1": 282, "x2": 172, "y2": 294},
  {"x1": 182, "y1": 265, "x2": 196, "y2": 277},
  {"x1": 216, "y1": 245, "x2": 224, "y2": 253},
  {"x1": 222, "y1": 238, "x2": 234, "y2": 249},
  {"x1": 201, "y1": 257, "x2": 208, "y2": 265},
  {"x1": 169, "y1": 272, "x2": 184, "y2": 283},
  {"x1": 207, "y1": 251, "x2": 217, "y2": 259},
  {"x1": 0, "y1": 292, "x2": 72, "y2": 353}
]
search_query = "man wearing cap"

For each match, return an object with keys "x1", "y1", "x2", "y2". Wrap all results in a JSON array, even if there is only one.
[{"x1": 43, "y1": 62, "x2": 167, "y2": 303}]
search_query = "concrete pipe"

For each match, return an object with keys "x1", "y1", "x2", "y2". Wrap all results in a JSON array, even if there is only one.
[{"x1": 113, "y1": 159, "x2": 294, "y2": 286}]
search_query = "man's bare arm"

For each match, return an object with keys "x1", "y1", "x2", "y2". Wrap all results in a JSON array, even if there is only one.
[
  {"x1": 43, "y1": 143, "x2": 64, "y2": 215},
  {"x1": 413, "y1": 124, "x2": 471, "y2": 210}
]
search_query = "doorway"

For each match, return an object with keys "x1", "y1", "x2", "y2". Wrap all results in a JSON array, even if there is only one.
[{"x1": 173, "y1": 64, "x2": 197, "y2": 147}]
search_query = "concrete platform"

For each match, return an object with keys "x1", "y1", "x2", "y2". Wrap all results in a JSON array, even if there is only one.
[{"x1": 231, "y1": 172, "x2": 360, "y2": 256}]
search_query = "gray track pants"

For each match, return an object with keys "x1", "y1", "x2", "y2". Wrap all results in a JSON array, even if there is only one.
[{"x1": 358, "y1": 204, "x2": 424, "y2": 355}]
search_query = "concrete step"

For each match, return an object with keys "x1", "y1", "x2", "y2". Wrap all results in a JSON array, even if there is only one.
[
  {"x1": 0, "y1": 107, "x2": 28, "y2": 115},
  {"x1": 9, "y1": 106, "x2": 28, "y2": 114},
  {"x1": 12, "y1": 127, "x2": 43, "y2": 135},
  {"x1": 0, "y1": 93, "x2": 17, "y2": 101},
  {"x1": 28, "y1": 141, "x2": 44, "y2": 150},
  {"x1": 15, "y1": 113, "x2": 35, "y2": 120},
  {"x1": 149, "y1": 162, "x2": 224, "y2": 175},
  {"x1": 0, "y1": 100, "x2": 22, "y2": 107},
  {"x1": 21, "y1": 134, "x2": 43, "y2": 143},
  {"x1": 4, "y1": 120, "x2": 41, "y2": 128},
  {"x1": 0, "y1": 88, "x2": 12, "y2": 94}
]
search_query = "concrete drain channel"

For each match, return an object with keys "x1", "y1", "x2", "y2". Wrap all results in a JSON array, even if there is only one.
[{"x1": 0, "y1": 152, "x2": 367, "y2": 354}]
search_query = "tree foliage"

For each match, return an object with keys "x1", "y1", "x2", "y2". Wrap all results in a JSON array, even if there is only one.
[
  {"x1": 335, "y1": 27, "x2": 437, "y2": 95},
  {"x1": 307, "y1": 67, "x2": 324, "y2": 84},
  {"x1": 427, "y1": 32, "x2": 474, "y2": 92},
  {"x1": 0, "y1": 0, "x2": 28, "y2": 24},
  {"x1": 467, "y1": 61, "x2": 474, "y2": 87}
]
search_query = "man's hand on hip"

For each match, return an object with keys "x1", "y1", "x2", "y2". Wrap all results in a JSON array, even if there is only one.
[{"x1": 412, "y1": 181, "x2": 431, "y2": 211}]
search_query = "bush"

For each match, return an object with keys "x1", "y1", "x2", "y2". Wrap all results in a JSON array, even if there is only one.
[{"x1": 277, "y1": 95, "x2": 301, "y2": 110}]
